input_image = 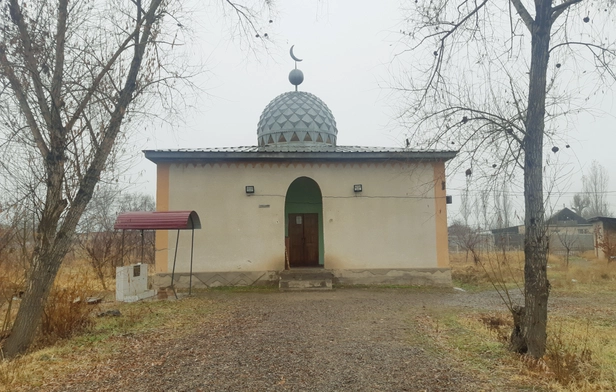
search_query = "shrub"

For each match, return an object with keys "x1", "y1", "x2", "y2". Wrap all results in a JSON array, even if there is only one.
[
  {"x1": 544, "y1": 324, "x2": 598, "y2": 387},
  {"x1": 38, "y1": 272, "x2": 97, "y2": 346},
  {"x1": 0, "y1": 261, "x2": 26, "y2": 340}
]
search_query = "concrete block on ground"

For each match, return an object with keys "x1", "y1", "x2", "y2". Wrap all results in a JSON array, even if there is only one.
[{"x1": 116, "y1": 264, "x2": 155, "y2": 302}]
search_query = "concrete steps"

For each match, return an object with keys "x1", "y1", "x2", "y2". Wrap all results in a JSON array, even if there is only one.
[{"x1": 279, "y1": 269, "x2": 334, "y2": 291}]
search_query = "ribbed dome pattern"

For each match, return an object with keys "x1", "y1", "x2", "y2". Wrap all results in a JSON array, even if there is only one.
[{"x1": 257, "y1": 91, "x2": 337, "y2": 147}]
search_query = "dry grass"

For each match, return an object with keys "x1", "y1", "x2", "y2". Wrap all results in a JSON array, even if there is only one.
[
  {"x1": 450, "y1": 250, "x2": 526, "y2": 289},
  {"x1": 416, "y1": 308, "x2": 616, "y2": 391},
  {"x1": 1, "y1": 257, "x2": 152, "y2": 346},
  {"x1": 0, "y1": 258, "x2": 26, "y2": 338},
  {"x1": 0, "y1": 295, "x2": 221, "y2": 391},
  {"x1": 548, "y1": 257, "x2": 616, "y2": 293},
  {"x1": 37, "y1": 267, "x2": 99, "y2": 347},
  {"x1": 450, "y1": 249, "x2": 616, "y2": 293},
  {"x1": 446, "y1": 250, "x2": 616, "y2": 390},
  {"x1": 1, "y1": 263, "x2": 106, "y2": 350},
  {"x1": 547, "y1": 318, "x2": 616, "y2": 391}
]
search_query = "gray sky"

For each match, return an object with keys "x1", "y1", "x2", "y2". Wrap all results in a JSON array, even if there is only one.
[{"x1": 130, "y1": 0, "x2": 616, "y2": 224}]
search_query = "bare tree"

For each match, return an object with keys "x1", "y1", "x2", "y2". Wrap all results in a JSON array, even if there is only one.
[
  {"x1": 77, "y1": 188, "x2": 156, "y2": 289},
  {"x1": 476, "y1": 188, "x2": 491, "y2": 231},
  {"x1": 0, "y1": 0, "x2": 270, "y2": 358},
  {"x1": 494, "y1": 181, "x2": 513, "y2": 229},
  {"x1": 396, "y1": 0, "x2": 616, "y2": 357},
  {"x1": 555, "y1": 229, "x2": 578, "y2": 267},
  {"x1": 449, "y1": 219, "x2": 482, "y2": 263},
  {"x1": 582, "y1": 161, "x2": 611, "y2": 218},
  {"x1": 460, "y1": 176, "x2": 473, "y2": 227},
  {"x1": 0, "y1": 0, "x2": 173, "y2": 357},
  {"x1": 571, "y1": 193, "x2": 590, "y2": 217}
]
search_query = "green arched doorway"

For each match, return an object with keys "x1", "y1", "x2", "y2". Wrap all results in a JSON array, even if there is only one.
[{"x1": 285, "y1": 177, "x2": 324, "y2": 267}]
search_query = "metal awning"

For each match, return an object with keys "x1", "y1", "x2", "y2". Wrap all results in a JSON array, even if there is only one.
[
  {"x1": 114, "y1": 211, "x2": 201, "y2": 230},
  {"x1": 113, "y1": 210, "x2": 201, "y2": 298}
]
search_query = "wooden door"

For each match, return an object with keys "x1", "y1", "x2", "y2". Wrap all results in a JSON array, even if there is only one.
[
  {"x1": 288, "y1": 214, "x2": 305, "y2": 266},
  {"x1": 302, "y1": 214, "x2": 319, "y2": 264},
  {"x1": 288, "y1": 213, "x2": 319, "y2": 267}
]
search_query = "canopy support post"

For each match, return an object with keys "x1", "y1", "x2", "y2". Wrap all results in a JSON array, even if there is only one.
[
  {"x1": 188, "y1": 227, "x2": 195, "y2": 295},
  {"x1": 140, "y1": 229, "x2": 145, "y2": 264},
  {"x1": 121, "y1": 230, "x2": 125, "y2": 266},
  {"x1": 170, "y1": 229, "x2": 180, "y2": 299}
]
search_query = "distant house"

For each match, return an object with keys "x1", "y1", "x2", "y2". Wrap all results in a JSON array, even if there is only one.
[
  {"x1": 547, "y1": 207, "x2": 590, "y2": 229},
  {"x1": 587, "y1": 217, "x2": 616, "y2": 260},
  {"x1": 546, "y1": 208, "x2": 594, "y2": 254},
  {"x1": 490, "y1": 208, "x2": 593, "y2": 253},
  {"x1": 491, "y1": 225, "x2": 525, "y2": 250}
]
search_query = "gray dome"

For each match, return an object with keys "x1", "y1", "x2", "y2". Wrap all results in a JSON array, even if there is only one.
[{"x1": 257, "y1": 91, "x2": 337, "y2": 147}]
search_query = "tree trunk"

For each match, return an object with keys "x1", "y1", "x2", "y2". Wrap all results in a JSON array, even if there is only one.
[
  {"x1": 1, "y1": 0, "x2": 163, "y2": 358},
  {"x1": 521, "y1": 2, "x2": 552, "y2": 359},
  {"x1": 2, "y1": 242, "x2": 64, "y2": 356},
  {"x1": 510, "y1": 305, "x2": 527, "y2": 353}
]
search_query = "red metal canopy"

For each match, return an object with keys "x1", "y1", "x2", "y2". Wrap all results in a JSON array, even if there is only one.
[{"x1": 114, "y1": 211, "x2": 201, "y2": 230}]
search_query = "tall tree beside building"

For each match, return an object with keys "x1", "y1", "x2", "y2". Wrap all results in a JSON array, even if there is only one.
[
  {"x1": 0, "y1": 0, "x2": 270, "y2": 358},
  {"x1": 0, "y1": 0, "x2": 172, "y2": 358},
  {"x1": 396, "y1": 0, "x2": 616, "y2": 358}
]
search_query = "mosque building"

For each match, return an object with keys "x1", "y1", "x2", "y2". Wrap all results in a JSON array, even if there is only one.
[{"x1": 144, "y1": 48, "x2": 456, "y2": 288}]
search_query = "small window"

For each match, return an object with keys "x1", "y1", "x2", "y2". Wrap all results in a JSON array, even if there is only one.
[
  {"x1": 133, "y1": 264, "x2": 141, "y2": 277},
  {"x1": 296, "y1": 215, "x2": 303, "y2": 225}
]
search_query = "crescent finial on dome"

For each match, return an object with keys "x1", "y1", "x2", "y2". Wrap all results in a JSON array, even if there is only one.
[
  {"x1": 290, "y1": 45, "x2": 303, "y2": 62},
  {"x1": 289, "y1": 45, "x2": 304, "y2": 91}
]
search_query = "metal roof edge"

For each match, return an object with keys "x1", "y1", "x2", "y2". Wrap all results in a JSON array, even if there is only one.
[
  {"x1": 587, "y1": 216, "x2": 616, "y2": 223},
  {"x1": 143, "y1": 148, "x2": 458, "y2": 163}
]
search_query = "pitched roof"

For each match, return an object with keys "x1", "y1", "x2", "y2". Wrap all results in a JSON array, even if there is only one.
[{"x1": 547, "y1": 207, "x2": 588, "y2": 225}]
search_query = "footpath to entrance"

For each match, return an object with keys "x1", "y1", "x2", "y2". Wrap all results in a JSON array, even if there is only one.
[{"x1": 40, "y1": 289, "x2": 524, "y2": 392}]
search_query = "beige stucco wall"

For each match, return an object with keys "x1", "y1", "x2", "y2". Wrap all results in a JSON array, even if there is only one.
[
  {"x1": 155, "y1": 164, "x2": 170, "y2": 273},
  {"x1": 156, "y1": 160, "x2": 449, "y2": 276}
]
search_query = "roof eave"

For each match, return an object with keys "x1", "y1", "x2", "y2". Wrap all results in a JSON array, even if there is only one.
[
  {"x1": 587, "y1": 216, "x2": 616, "y2": 223},
  {"x1": 143, "y1": 150, "x2": 458, "y2": 163}
]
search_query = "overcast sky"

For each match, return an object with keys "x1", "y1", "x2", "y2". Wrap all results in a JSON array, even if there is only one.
[{"x1": 129, "y1": 0, "x2": 616, "y2": 224}]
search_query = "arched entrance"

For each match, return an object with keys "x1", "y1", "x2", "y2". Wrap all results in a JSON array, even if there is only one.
[{"x1": 285, "y1": 177, "x2": 324, "y2": 268}]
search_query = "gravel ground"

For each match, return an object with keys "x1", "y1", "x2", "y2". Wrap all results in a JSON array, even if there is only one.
[{"x1": 34, "y1": 288, "x2": 536, "y2": 392}]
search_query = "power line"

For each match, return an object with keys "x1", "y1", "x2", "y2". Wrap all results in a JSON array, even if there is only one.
[{"x1": 449, "y1": 188, "x2": 616, "y2": 196}]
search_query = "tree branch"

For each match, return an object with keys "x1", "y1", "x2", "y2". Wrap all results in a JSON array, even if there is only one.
[
  {"x1": 65, "y1": 31, "x2": 139, "y2": 133},
  {"x1": 509, "y1": 0, "x2": 533, "y2": 31},
  {"x1": 49, "y1": 0, "x2": 69, "y2": 144},
  {"x1": 0, "y1": 46, "x2": 50, "y2": 158},
  {"x1": 59, "y1": 0, "x2": 164, "y2": 239},
  {"x1": 8, "y1": 0, "x2": 54, "y2": 132},
  {"x1": 418, "y1": 0, "x2": 489, "y2": 108},
  {"x1": 551, "y1": 0, "x2": 583, "y2": 24}
]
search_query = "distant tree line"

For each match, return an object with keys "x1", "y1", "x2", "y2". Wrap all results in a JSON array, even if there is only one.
[{"x1": 571, "y1": 161, "x2": 612, "y2": 219}]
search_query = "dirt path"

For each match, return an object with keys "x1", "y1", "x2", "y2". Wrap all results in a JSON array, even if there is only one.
[{"x1": 34, "y1": 288, "x2": 534, "y2": 392}]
